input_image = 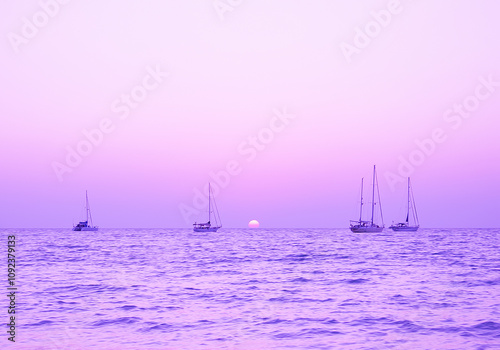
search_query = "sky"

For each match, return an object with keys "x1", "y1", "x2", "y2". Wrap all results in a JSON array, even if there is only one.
[{"x1": 1, "y1": 0, "x2": 499, "y2": 228}]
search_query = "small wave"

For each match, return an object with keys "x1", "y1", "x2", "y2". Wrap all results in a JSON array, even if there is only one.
[
  {"x1": 344, "y1": 278, "x2": 369, "y2": 284},
  {"x1": 46, "y1": 284, "x2": 127, "y2": 295},
  {"x1": 302, "y1": 328, "x2": 343, "y2": 336},
  {"x1": 429, "y1": 302, "x2": 455, "y2": 309},
  {"x1": 164, "y1": 306, "x2": 183, "y2": 310},
  {"x1": 119, "y1": 305, "x2": 137, "y2": 310},
  {"x1": 193, "y1": 293, "x2": 216, "y2": 299},
  {"x1": 322, "y1": 318, "x2": 339, "y2": 324},
  {"x1": 196, "y1": 319, "x2": 216, "y2": 324},
  {"x1": 25, "y1": 320, "x2": 55, "y2": 327},
  {"x1": 91, "y1": 316, "x2": 141, "y2": 327},
  {"x1": 431, "y1": 250, "x2": 450, "y2": 255},
  {"x1": 273, "y1": 328, "x2": 343, "y2": 339},
  {"x1": 459, "y1": 331, "x2": 476, "y2": 337},
  {"x1": 339, "y1": 299, "x2": 361, "y2": 307},
  {"x1": 140, "y1": 323, "x2": 174, "y2": 332},
  {"x1": 333, "y1": 255, "x2": 350, "y2": 259},
  {"x1": 454, "y1": 279, "x2": 500, "y2": 287},
  {"x1": 269, "y1": 296, "x2": 333, "y2": 303},
  {"x1": 62, "y1": 245, "x2": 88, "y2": 249},
  {"x1": 282, "y1": 253, "x2": 311, "y2": 262},
  {"x1": 483, "y1": 279, "x2": 500, "y2": 286},
  {"x1": 273, "y1": 332, "x2": 296, "y2": 339},
  {"x1": 472, "y1": 321, "x2": 500, "y2": 331},
  {"x1": 260, "y1": 318, "x2": 290, "y2": 325},
  {"x1": 290, "y1": 277, "x2": 311, "y2": 283},
  {"x1": 430, "y1": 321, "x2": 500, "y2": 338},
  {"x1": 349, "y1": 317, "x2": 393, "y2": 326},
  {"x1": 295, "y1": 317, "x2": 329, "y2": 323},
  {"x1": 351, "y1": 317, "x2": 425, "y2": 333},
  {"x1": 368, "y1": 331, "x2": 387, "y2": 336},
  {"x1": 391, "y1": 320, "x2": 423, "y2": 333},
  {"x1": 351, "y1": 268, "x2": 374, "y2": 274},
  {"x1": 431, "y1": 326, "x2": 462, "y2": 334}
]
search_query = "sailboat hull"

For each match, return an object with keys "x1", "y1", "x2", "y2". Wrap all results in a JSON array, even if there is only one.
[
  {"x1": 390, "y1": 225, "x2": 419, "y2": 232},
  {"x1": 72, "y1": 226, "x2": 98, "y2": 231},
  {"x1": 193, "y1": 227, "x2": 220, "y2": 232},
  {"x1": 350, "y1": 225, "x2": 384, "y2": 233}
]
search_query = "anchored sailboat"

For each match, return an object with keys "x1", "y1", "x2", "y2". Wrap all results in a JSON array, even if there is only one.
[
  {"x1": 193, "y1": 183, "x2": 222, "y2": 232},
  {"x1": 350, "y1": 165, "x2": 384, "y2": 233},
  {"x1": 390, "y1": 177, "x2": 419, "y2": 231},
  {"x1": 73, "y1": 191, "x2": 98, "y2": 231}
]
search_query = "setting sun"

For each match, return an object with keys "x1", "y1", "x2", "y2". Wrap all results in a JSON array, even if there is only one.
[{"x1": 248, "y1": 220, "x2": 260, "y2": 228}]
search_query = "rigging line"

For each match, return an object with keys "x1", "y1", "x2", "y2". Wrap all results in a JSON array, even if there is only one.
[
  {"x1": 375, "y1": 168, "x2": 384, "y2": 225},
  {"x1": 211, "y1": 185, "x2": 222, "y2": 227},
  {"x1": 410, "y1": 178, "x2": 419, "y2": 225},
  {"x1": 86, "y1": 190, "x2": 94, "y2": 227}
]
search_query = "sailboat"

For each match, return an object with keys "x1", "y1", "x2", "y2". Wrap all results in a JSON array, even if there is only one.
[
  {"x1": 193, "y1": 183, "x2": 222, "y2": 232},
  {"x1": 72, "y1": 191, "x2": 98, "y2": 231},
  {"x1": 390, "y1": 177, "x2": 419, "y2": 231},
  {"x1": 350, "y1": 165, "x2": 384, "y2": 233}
]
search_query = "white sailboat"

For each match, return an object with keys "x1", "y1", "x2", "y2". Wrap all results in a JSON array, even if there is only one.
[
  {"x1": 350, "y1": 165, "x2": 384, "y2": 233},
  {"x1": 193, "y1": 183, "x2": 222, "y2": 232},
  {"x1": 73, "y1": 191, "x2": 98, "y2": 231},
  {"x1": 390, "y1": 177, "x2": 419, "y2": 231}
]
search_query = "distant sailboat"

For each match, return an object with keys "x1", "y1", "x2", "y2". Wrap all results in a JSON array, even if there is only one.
[
  {"x1": 390, "y1": 177, "x2": 419, "y2": 231},
  {"x1": 193, "y1": 183, "x2": 222, "y2": 232},
  {"x1": 350, "y1": 165, "x2": 384, "y2": 233},
  {"x1": 73, "y1": 191, "x2": 98, "y2": 231}
]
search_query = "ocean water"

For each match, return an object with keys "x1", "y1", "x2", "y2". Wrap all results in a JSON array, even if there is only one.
[{"x1": 4, "y1": 228, "x2": 500, "y2": 350}]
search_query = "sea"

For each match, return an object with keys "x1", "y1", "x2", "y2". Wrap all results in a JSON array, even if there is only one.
[{"x1": 3, "y1": 228, "x2": 500, "y2": 350}]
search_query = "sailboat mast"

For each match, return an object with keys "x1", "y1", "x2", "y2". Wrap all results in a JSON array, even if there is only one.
[
  {"x1": 208, "y1": 183, "x2": 211, "y2": 223},
  {"x1": 371, "y1": 165, "x2": 376, "y2": 225},
  {"x1": 359, "y1": 178, "x2": 364, "y2": 223},
  {"x1": 86, "y1": 190, "x2": 89, "y2": 222},
  {"x1": 406, "y1": 177, "x2": 410, "y2": 224}
]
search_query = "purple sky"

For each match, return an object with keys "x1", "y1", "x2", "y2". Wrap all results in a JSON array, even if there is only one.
[{"x1": 1, "y1": 0, "x2": 499, "y2": 228}]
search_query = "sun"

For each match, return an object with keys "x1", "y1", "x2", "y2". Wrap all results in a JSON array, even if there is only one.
[{"x1": 248, "y1": 220, "x2": 260, "y2": 228}]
